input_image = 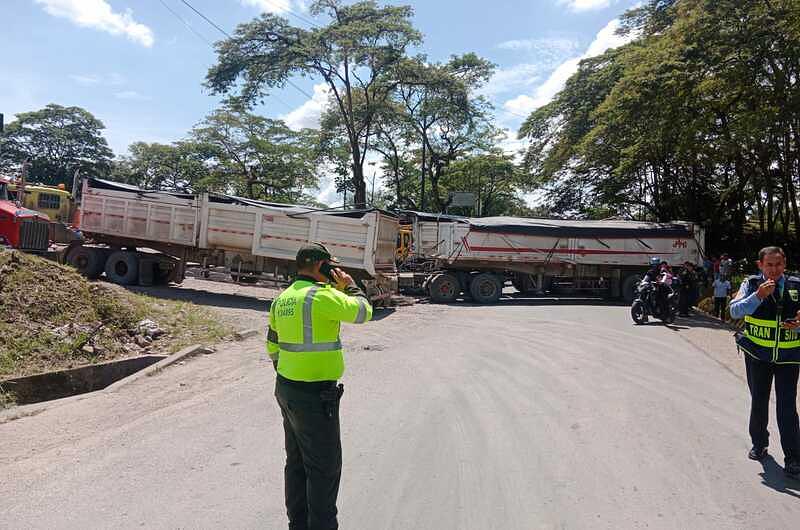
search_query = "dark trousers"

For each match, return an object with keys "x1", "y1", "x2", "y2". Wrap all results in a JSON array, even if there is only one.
[
  {"x1": 275, "y1": 375, "x2": 342, "y2": 530},
  {"x1": 744, "y1": 354, "x2": 800, "y2": 462},
  {"x1": 679, "y1": 290, "x2": 691, "y2": 315},
  {"x1": 713, "y1": 297, "x2": 727, "y2": 319}
]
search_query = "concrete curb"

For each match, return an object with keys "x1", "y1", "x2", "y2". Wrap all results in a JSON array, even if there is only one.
[
  {"x1": 104, "y1": 344, "x2": 212, "y2": 394},
  {"x1": 0, "y1": 344, "x2": 210, "y2": 424}
]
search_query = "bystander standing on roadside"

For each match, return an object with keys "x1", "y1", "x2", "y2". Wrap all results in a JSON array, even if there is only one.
[
  {"x1": 678, "y1": 262, "x2": 697, "y2": 317},
  {"x1": 712, "y1": 275, "x2": 731, "y2": 320},
  {"x1": 720, "y1": 253, "x2": 733, "y2": 280},
  {"x1": 703, "y1": 255, "x2": 713, "y2": 287}
]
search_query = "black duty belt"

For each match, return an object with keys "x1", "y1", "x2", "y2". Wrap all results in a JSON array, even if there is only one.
[{"x1": 276, "y1": 373, "x2": 337, "y2": 392}]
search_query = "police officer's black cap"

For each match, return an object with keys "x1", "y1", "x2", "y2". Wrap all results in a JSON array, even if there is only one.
[{"x1": 296, "y1": 242, "x2": 340, "y2": 266}]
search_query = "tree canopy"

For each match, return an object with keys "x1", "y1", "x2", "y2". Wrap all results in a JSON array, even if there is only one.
[
  {"x1": 206, "y1": 0, "x2": 422, "y2": 208},
  {"x1": 0, "y1": 104, "x2": 113, "y2": 186},
  {"x1": 519, "y1": 0, "x2": 800, "y2": 255}
]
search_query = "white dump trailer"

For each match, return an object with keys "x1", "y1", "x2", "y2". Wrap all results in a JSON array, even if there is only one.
[
  {"x1": 68, "y1": 178, "x2": 398, "y2": 301},
  {"x1": 400, "y1": 211, "x2": 705, "y2": 304}
]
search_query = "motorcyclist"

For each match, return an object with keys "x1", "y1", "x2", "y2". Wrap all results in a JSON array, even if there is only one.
[{"x1": 651, "y1": 261, "x2": 673, "y2": 317}]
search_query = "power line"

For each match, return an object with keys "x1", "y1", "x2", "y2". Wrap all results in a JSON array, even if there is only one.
[
  {"x1": 263, "y1": 0, "x2": 321, "y2": 28},
  {"x1": 180, "y1": 0, "x2": 232, "y2": 38},
  {"x1": 158, "y1": 0, "x2": 213, "y2": 45},
  {"x1": 179, "y1": 0, "x2": 315, "y2": 100}
]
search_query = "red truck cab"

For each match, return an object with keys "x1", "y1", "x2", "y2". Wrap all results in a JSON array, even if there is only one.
[{"x1": 0, "y1": 179, "x2": 50, "y2": 251}]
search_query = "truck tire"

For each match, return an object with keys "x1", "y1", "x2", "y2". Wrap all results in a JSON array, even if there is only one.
[
  {"x1": 67, "y1": 246, "x2": 106, "y2": 280},
  {"x1": 621, "y1": 274, "x2": 642, "y2": 304},
  {"x1": 105, "y1": 251, "x2": 140, "y2": 285},
  {"x1": 470, "y1": 272, "x2": 502, "y2": 304},
  {"x1": 429, "y1": 273, "x2": 460, "y2": 303}
]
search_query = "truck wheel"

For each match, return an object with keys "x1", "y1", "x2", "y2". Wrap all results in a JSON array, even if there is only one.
[
  {"x1": 67, "y1": 246, "x2": 106, "y2": 280},
  {"x1": 621, "y1": 274, "x2": 642, "y2": 304},
  {"x1": 105, "y1": 251, "x2": 140, "y2": 285},
  {"x1": 429, "y1": 273, "x2": 460, "y2": 303},
  {"x1": 470, "y1": 273, "x2": 502, "y2": 304}
]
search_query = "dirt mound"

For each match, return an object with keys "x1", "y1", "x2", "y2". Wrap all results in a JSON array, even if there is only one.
[{"x1": 0, "y1": 249, "x2": 229, "y2": 382}]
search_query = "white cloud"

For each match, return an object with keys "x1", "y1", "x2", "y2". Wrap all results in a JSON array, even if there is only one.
[
  {"x1": 114, "y1": 90, "x2": 151, "y2": 101},
  {"x1": 35, "y1": 0, "x2": 154, "y2": 47},
  {"x1": 483, "y1": 37, "x2": 580, "y2": 99},
  {"x1": 503, "y1": 19, "x2": 633, "y2": 115},
  {"x1": 557, "y1": 0, "x2": 616, "y2": 12},
  {"x1": 281, "y1": 83, "x2": 330, "y2": 131},
  {"x1": 240, "y1": 0, "x2": 292, "y2": 13},
  {"x1": 69, "y1": 73, "x2": 126, "y2": 86},
  {"x1": 497, "y1": 37, "x2": 579, "y2": 55},
  {"x1": 478, "y1": 64, "x2": 543, "y2": 98}
]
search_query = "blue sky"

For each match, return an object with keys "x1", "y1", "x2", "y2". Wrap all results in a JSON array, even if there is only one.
[{"x1": 1, "y1": 0, "x2": 638, "y2": 203}]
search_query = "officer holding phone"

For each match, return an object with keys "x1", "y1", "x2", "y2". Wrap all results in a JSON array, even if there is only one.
[
  {"x1": 730, "y1": 246, "x2": 800, "y2": 479},
  {"x1": 266, "y1": 243, "x2": 373, "y2": 530}
]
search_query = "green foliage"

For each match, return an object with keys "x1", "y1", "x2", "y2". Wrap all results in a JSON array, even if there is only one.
[
  {"x1": 190, "y1": 106, "x2": 322, "y2": 202},
  {"x1": 0, "y1": 250, "x2": 231, "y2": 379},
  {"x1": 111, "y1": 141, "x2": 214, "y2": 193},
  {"x1": 519, "y1": 0, "x2": 800, "y2": 255},
  {"x1": 206, "y1": 0, "x2": 422, "y2": 207},
  {"x1": 0, "y1": 104, "x2": 113, "y2": 186}
]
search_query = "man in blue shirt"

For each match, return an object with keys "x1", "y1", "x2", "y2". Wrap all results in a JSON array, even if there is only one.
[{"x1": 730, "y1": 246, "x2": 800, "y2": 479}]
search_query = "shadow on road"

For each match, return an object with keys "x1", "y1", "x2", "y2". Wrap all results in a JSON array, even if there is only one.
[
  {"x1": 128, "y1": 285, "x2": 271, "y2": 312},
  {"x1": 424, "y1": 295, "x2": 622, "y2": 308},
  {"x1": 759, "y1": 455, "x2": 800, "y2": 498},
  {"x1": 669, "y1": 313, "x2": 738, "y2": 333},
  {"x1": 371, "y1": 308, "x2": 397, "y2": 322}
]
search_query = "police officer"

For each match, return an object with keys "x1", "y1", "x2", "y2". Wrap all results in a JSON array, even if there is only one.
[
  {"x1": 730, "y1": 246, "x2": 800, "y2": 479},
  {"x1": 267, "y1": 243, "x2": 373, "y2": 529}
]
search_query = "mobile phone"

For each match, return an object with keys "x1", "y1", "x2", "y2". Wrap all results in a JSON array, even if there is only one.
[
  {"x1": 319, "y1": 262, "x2": 335, "y2": 282},
  {"x1": 784, "y1": 318, "x2": 798, "y2": 325}
]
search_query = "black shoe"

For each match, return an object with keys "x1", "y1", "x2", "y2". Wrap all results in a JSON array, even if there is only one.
[
  {"x1": 786, "y1": 459, "x2": 800, "y2": 479},
  {"x1": 748, "y1": 446, "x2": 768, "y2": 460}
]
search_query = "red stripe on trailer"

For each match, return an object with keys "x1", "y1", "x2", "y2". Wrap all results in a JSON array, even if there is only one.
[
  {"x1": 261, "y1": 233, "x2": 365, "y2": 250},
  {"x1": 208, "y1": 227, "x2": 254, "y2": 236}
]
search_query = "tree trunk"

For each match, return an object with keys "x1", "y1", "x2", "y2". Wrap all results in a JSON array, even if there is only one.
[{"x1": 351, "y1": 142, "x2": 366, "y2": 209}]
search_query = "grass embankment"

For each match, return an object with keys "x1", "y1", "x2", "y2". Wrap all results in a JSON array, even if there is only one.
[{"x1": 0, "y1": 249, "x2": 230, "y2": 389}]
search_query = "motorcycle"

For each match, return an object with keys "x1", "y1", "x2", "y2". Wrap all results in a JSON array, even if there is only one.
[{"x1": 631, "y1": 279, "x2": 679, "y2": 324}]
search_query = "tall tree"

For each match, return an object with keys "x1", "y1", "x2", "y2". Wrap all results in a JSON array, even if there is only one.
[
  {"x1": 394, "y1": 54, "x2": 496, "y2": 211},
  {"x1": 0, "y1": 104, "x2": 113, "y2": 186},
  {"x1": 111, "y1": 141, "x2": 214, "y2": 192},
  {"x1": 205, "y1": 0, "x2": 422, "y2": 208},
  {"x1": 190, "y1": 106, "x2": 322, "y2": 203}
]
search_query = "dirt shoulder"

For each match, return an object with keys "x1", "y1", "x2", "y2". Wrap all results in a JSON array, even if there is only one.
[{"x1": 0, "y1": 251, "x2": 232, "y2": 389}]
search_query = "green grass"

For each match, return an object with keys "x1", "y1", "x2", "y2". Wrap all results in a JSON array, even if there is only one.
[{"x1": 0, "y1": 250, "x2": 233, "y2": 380}]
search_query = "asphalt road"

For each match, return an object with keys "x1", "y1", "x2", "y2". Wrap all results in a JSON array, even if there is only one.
[{"x1": 2, "y1": 299, "x2": 800, "y2": 529}]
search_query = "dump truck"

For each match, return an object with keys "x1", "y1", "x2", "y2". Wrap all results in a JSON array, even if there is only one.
[
  {"x1": 399, "y1": 211, "x2": 705, "y2": 304},
  {"x1": 4, "y1": 179, "x2": 81, "y2": 244},
  {"x1": 65, "y1": 178, "x2": 398, "y2": 301},
  {"x1": 0, "y1": 178, "x2": 51, "y2": 252}
]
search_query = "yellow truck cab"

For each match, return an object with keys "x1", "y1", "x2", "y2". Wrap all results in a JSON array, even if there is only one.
[{"x1": 7, "y1": 182, "x2": 73, "y2": 223}]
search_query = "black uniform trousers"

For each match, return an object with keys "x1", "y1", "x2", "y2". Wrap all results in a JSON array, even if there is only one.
[
  {"x1": 275, "y1": 374, "x2": 342, "y2": 530},
  {"x1": 744, "y1": 354, "x2": 800, "y2": 462}
]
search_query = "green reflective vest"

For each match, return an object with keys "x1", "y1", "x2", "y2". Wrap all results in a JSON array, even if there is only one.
[
  {"x1": 267, "y1": 278, "x2": 373, "y2": 381},
  {"x1": 736, "y1": 276, "x2": 800, "y2": 364}
]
